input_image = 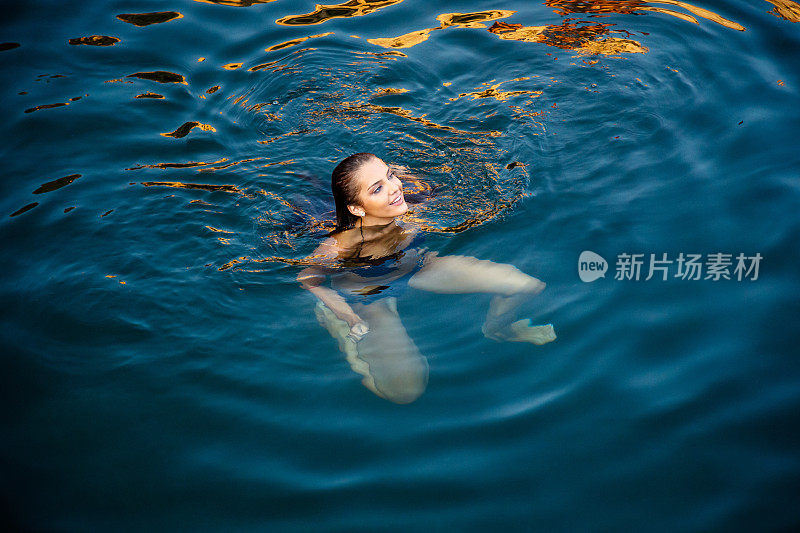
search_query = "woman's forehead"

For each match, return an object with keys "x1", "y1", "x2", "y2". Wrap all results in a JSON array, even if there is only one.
[{"x1": 355, "y1": 157, "x2": 387, "y2": 183}]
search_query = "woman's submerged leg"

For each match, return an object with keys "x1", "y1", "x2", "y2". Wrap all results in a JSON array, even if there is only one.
[
  {"x1": 315, "y1": 298, "x2": 428, "y2": 404},
  {"x1": 407, "y1": 253, "x2": 556, "y2": 345}
]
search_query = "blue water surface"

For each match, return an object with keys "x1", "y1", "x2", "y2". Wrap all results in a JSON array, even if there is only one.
[{"x1": 2, "y1": 0, "x2": 799, "y2": 530}]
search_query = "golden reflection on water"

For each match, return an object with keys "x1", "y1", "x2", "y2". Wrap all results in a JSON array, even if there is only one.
[
  {"x1": 248, "y1": 60, "x2": 279, "y2": 72},
  {"x1": 160, "y1": 121, "x2": 216, "y2": 138},
  {"x1": 68, "y1": 35, "x2": 120, "y2": 46},
  {"x1": 265, "y1": 32, "x2": 334, "y2": 51},
  {"x1": 437, "y1": 11, "x2": 516, "y2": 27},
  {"x1": 366, "y1": 28, "x2": 433, "y2": 49},
  {"x1": 545, "y1": 0, "x2": 744, "y2": 31},
  {"x1": 206, "y1": 226, "x2": 235, "y2": 234},
  {"x1": 578, "y1": 36, "x2": 647, "y2": 54},
  {"x1": 510, "y1": 18, "x2": 649, "y2": 55},
  {"x1": 276, "y1": 0, "x2": 405, "y2": 26},
  {"x1": 367, "y1": 10, "x2": 514, "y2": 48},
  {"x1": 546, "y1": 0, "x2": 644, "y2": 14},
  {"x1": 359, "y1": 1, "x2": 745, "y2": 53},
  {"x1": 371, "y1": 87, "x2": 409, "y2": 97},
  {"x1": 364, "y1": 9, "x2": 650, "y2": 55},
  {"x1": 134, "y1": 92, "x2": 165, "y2": 99},
  {"x1": 635, "y1": 6, "x2": 698, "y2": 23},
  {"x1": 765, "y1": 0, "x2": 800, "y2": 21},
  {"x1": 449, "y1": 78, "x2": 542, "y2": 102},
  {"x1": 256, "y1": 160, "x2": 295, "y2": 170},
  {"x1": 491, "y1": 18, "x2": 648, "y2": 56},
  {"x1": 116, "y1": 12, "x2": 183, "y2": 26},
  {"x1": 219, "y1": 254, "x2": 339, "y2": 272},
  {"x1": 199, "y1": 157, "x2": 264, "y2": 172},
  {"x1": 648, "y1": 1, "x2": 744, "y2": 30}
]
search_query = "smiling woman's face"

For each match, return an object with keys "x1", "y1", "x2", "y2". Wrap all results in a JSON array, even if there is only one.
[{"x1": 349, "y1": 156, "x2": 408, "y2": 224}]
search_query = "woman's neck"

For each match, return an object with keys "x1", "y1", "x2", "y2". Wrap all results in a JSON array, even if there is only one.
[
  {"x1": 360, "y1": 214, "x2": 398, "y2": 229},
  {"x1": 355, "y1": 217, "x2": 403, "y2": 242}
]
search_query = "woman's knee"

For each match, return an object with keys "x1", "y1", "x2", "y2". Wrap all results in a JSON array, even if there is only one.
[
  {"x1": 372, "y1": 358, "x2": 428, "y2": 404},
  {"x1": 486, "y1": 263, "x2": 545, "y2": 295}
]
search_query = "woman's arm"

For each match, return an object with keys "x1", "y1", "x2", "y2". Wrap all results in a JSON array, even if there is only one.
[
  {"x1": 297, "y1": 237, "x2": 369, "y2": 339},
  {"x1": 298, "y1": 275, "x2": 362, "y2": 327}
]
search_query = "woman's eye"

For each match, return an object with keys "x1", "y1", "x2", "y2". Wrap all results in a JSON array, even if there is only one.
[{"x1": 373, "y1": 185, "x2": 382, "y2": 193}]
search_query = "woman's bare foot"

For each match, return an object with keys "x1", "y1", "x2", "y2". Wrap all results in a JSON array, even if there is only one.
[{"x1": 483, "y1": 317, "x2": 556, "y2": 344}]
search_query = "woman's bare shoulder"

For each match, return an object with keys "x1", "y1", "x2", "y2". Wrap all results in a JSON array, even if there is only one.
[
  {"x1": 327, "y1": 228, "x2": 361, "y2": 250},
  {"x1": 309, "y1": 229, "x2": 359, "y2": 261}
]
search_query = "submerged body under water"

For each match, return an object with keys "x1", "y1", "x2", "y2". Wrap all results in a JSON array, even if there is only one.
[
  {"x1": 304, "y1": 218, "x2": 555, "y2": 404},
  {"x1": 2, "y1": 0, "x2": 800, "y2": 530}
]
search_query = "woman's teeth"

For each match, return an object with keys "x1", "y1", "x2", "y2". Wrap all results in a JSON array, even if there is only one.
[{"x1": 390, "y1": 194, "x2": 403, "y2": 205}]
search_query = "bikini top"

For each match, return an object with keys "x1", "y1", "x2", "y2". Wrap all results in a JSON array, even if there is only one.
[{"x1": 341, "y1": 231, "x2": 427, "y2": 279}]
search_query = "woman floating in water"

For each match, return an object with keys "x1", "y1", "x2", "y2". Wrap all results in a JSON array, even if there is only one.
[{"x1": 297, "y1": 152, "x2": 555, "y2": 404}]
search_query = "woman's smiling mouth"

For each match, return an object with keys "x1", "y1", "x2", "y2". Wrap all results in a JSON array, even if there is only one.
[{"x1": 389, "y1": 192, "x2": 404, "y2": 206}]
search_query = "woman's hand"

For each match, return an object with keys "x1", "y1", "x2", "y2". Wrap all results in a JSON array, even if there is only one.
[{"x1": 347, "y1": 320, "x2": 370, "y2": 342}]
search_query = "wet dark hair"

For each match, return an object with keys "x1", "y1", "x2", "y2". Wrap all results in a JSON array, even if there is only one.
[{"x1": 331, "y1": 152, "x2": 376, "y2": 232}]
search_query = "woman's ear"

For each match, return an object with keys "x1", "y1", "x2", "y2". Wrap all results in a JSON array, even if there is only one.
[{"x1": 348, "y1": 204, "x2": 365, "y2": 218}]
